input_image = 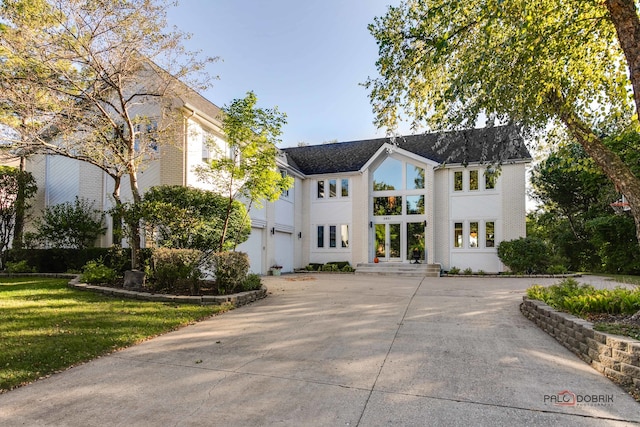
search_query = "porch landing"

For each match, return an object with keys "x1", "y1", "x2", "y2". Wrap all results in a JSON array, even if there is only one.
[{"x1": 355, "y1": 263, "x2": 441, "y2": 277}]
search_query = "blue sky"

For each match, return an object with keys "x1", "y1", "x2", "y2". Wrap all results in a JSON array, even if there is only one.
[{"x1": 166, "y1": 0, "x2": 404, "y2": 147}]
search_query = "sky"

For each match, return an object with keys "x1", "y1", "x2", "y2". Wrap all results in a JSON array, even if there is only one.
[{"x1": 165, "y1": 0, "x2": 405, "y2": 148}]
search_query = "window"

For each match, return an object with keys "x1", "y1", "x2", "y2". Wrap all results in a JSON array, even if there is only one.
[
  {"x1": 406, "y1": 195, "x2": 425, "y2": 214},
  {"x1": 341, "y1": 178, "x2": 349, "y2": 197},
  {"x1": 406, "y1": 222, "x2": 425, "y2": 261},
  {"x1": 280, "y1": 170, "x2": 289, "y2": 197},
  {"x1": 329, "y1": 225, "x2": 337, "y2": 248},
  {"x1": 317, "y1": 180, "x2": 325, "y2": 198},
  {"x1": 454, "y1": 171, "x2": 463, "y2": 191},
  {"x1": 374, "y1": 196, "x2": 403, "y2": 216},
  {"x1": 469, "y1": 222, "x2": 479, "y2": 248},
  {"x1": 486, "y1": 222, "x2": 495, "y2": 248},
  {"x1": 469, "y1": 170, "x2": 478, "y2": 190},
  {"x1": 454, "y1": 222, "x2": 463, "y2": 248},
  {"x1": 407, "y1": 165, "x2": 425, "y2": 189},
  {"x1": 317, "y1": 226, "x2": 324, "y2": 248},
  {"x1": 373, "y1": 157, "x2": 402, "y2": 190},
  {"x1": 329, "y1": 179, "x2": 337, "y2": 197},
  {"x1": 485, "y1": 171, "x2": 496, "y2": 189},
  {"x1": 341, "y1": 225, "x2": 349, "y2": 248}
]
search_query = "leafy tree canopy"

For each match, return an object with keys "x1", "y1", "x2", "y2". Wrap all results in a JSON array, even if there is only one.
[
  {"x1": 366, "y1": 0, "x2": 640, "y2": 242},
  {"x1": 141, "y1": 185, "x2": 251, "y2": 254}
]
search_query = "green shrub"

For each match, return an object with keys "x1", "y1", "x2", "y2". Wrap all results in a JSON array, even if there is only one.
[
  {"x1": 307, "y1": 263, "x2": 323, "y2": 271},
  {"x1": 497, "y1": 237, "x2": 552, "y2": 274},
  {"x1": 150, "y1": 248, "x2": 202, "y2": 294},
  {"x1": 341, "y1": 264, "x2": 354, "y2": 272},
  {"x1": 526, "y1": 278, "x2": 640, "y2": 316},
  {"x1": 32, "y1": 197, "x2": 106, "y2": 249},
  {"x1": 5, "y1": 260, "x2": 34, "y2": 273},
  {"x1": 208, "y1": 251, "x2": 250, "y2": 295},
  {"x1": 546, "y1": 264, "x2": 567, "y2": 274},
  {"x1": 327, "y1": 261, "x2": 350, "y2": 269},
  {"x1": 242, "y1": 273, "x2": 262, "y2": 291},
  {"x1": 463, "y1": 267, "x2": 473, "y2": 275},
  {"x1": 81, "y1": 259, "x2": 117, "y2": 284},
  {"x1": 477, "y1": 269, "x2": 486, "y2": 276},
  {"x1": 448, "y1": 266, "x2": 460, "y2": 275}
]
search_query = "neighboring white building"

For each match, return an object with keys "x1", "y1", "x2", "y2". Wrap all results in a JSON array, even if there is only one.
[{"x1": 27, "y1": 85, "x2": 531, "y2": 274}]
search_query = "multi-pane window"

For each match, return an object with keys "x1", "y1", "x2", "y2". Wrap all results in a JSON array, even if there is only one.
[
  {"x1": 316, "y1": 178, "x2": 349, "y2": 199},
  {"x1": 453, "y1": 221, "x2": 496, "y2": 249},
  {"x1": 317, "y1": 224, "x2": 350, "y2": 249},
  {"x1": 374, "y1": 196, "x2": 403, "y2": 215}
]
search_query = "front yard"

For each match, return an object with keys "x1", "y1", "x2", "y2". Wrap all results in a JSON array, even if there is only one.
[{"x1": 0, "y1": 277, "x2": 229, "y2": 392}]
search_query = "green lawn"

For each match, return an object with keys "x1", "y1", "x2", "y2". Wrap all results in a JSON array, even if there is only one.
[{"x1": 0, "y1": 277, "x2": 230, "y2": 392}]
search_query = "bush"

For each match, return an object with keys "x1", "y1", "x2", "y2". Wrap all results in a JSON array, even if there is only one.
[
  {"x1": 497, "y1": 237, "x2": 553, "y2": 274},
  {"x1": 150, "y1": 248, "x2": 202, "y2": 294},
  {"x1": 81, "y1": 259, "x2": 117, "y2": 284},
  {"x1": 546, "y1": 264, "x2": 567, "y2": 274},
  {"x1": 448, "y1": 266, "x2": 460, "y2": 275},
  {"x1": 463, "y1": 267, "x2": 473, "y2": 275},
  {"x1": 242, "y1": 273, "x2": 262, "y2": 291},
  {"x1": 5, "y1": 247, "x2": 152, "y2": 273},
  {"x1": 341, "y1": 264, "x2": 355, "y2": 272},
  {"x1": 5, "y1": 260, "x2": 34, "y2": 273},
  {"x1": 208, "y1": 251, "x2": 250, "y2": 295},
  {"x1": 32, "y1": 197, "x2": 106, "y2": 249},
  {"x1": 327, "y1": 261, "x2": 350, "y2": 269},
  {"x1": 526, "y1": 278, "x2": 640, "y2": 316},
  {"x1": 307, "y1": 263, "x2": 323, "y2": 271}
]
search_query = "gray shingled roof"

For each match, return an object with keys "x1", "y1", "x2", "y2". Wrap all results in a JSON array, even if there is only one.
[{"x1": 282, "y1": 126, "x2": 531, "y2": 175}]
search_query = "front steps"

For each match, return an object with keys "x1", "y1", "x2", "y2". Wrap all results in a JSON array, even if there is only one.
[{"x1": 355, "y1": 262, "x2": 441, "y2": 277}]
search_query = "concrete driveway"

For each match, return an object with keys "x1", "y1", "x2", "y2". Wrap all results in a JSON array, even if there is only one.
[{"x1": 1, "y1": 274, "x2": 639, "y2": 426}]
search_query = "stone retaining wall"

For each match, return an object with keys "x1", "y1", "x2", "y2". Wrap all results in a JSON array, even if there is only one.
[
  {"x1": 521, "y1": 298, "x2": 640, "y2": 389},
  {"x1": 68, "y1": 275, "x2": 266, "y2": 307}
]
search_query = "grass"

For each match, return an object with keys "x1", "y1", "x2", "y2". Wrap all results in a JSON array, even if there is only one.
[{"x1": 0, "y1": 277, "x2": 231, "y2": 392}]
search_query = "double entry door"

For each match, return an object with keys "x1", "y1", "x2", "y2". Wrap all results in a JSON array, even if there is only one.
[{"x1": 375, "y1": 223, "x2": 401, "y2": 262}]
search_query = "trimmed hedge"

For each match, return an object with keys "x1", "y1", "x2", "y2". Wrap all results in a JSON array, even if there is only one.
[{"x1": 5, "y1": 247, "x2": 153, "y2": 273}]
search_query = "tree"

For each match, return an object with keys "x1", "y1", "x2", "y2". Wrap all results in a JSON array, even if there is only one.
[
  {"x1": 141, "y1": 185, "x2": 251, "y2": 254},
  {"x1": 365, "y1": 0, "x2": 640, "y2": 243},
  {"x1": 0, "y1": 165, "x2": 37, "y2": 266},
  {"x1": 32, "y1": 197, "x2": 106, "y2": 249},
  {"x1": 0, "y1": 0, "x2": 216, "y2": 267},
  {"x1": 195, "y1": 91, "x2": 293, "y2": 251}
]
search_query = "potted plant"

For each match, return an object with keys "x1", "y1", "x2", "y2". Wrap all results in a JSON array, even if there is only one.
[{"x1": 270, "y1": 264, "x2": 283, "y2": 276}]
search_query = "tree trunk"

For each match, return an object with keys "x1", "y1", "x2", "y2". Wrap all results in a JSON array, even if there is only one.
[
  {"x1": 606, "y1": 0, "x2": 640, "y2": 120},
  {"x1": 111, "y1": 175, "x2": 124, "y2": 246},
  {"x1": 11, "y1": 156, "x2": 26, "y2": 250},
  {"x1": 127, "y1": 168, "x2": 142, "y2": 269}
]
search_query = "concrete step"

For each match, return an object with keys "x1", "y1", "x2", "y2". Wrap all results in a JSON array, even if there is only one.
[{"x1": 355, "y1": 263, "x2": 441, "y2": 277}]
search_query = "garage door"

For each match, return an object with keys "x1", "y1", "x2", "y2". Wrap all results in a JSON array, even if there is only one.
[{"x1": 238, "y1": 227, "x2": 264, "y2": 275}]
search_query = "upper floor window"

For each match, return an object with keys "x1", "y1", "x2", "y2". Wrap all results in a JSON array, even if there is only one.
[
  {"x1": 280, "y1": 170, "x2": 289, "y2": 198},
  {"x1": 407, "y1": 164, "x2": 425, "y2": 189},
  {"x1": 485, "y1": 171, "x2": 496, "y2": 189},
  {"x1": 373, "y1": 157, "x2": 402, "y2": 190},
  {"x1": 454, "y1": 171, "x2": 463, "y2": 191},
  {"x1": 316, "y1": 178, "x2": 349, "y2": 199},
  {"x1": 341, "y1": 178, "x2": 349, "y2": 197},
  {"x1": 469, "y1": 170, "x2": 479, "y2": 191}
]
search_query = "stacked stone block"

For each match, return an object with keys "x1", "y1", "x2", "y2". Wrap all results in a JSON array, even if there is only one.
[{"x1": 521, "y1": 298, "x2": 640, "y2": 388}]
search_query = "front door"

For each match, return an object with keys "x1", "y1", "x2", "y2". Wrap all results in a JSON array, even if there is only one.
[{"x1": 375, "y1": 223, "x2": 402, "y2": 262}]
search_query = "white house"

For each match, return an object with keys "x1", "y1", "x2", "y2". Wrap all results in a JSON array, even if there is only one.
[{"x1": 26, "y1": 85, "x2": 531, "y2": 274}]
